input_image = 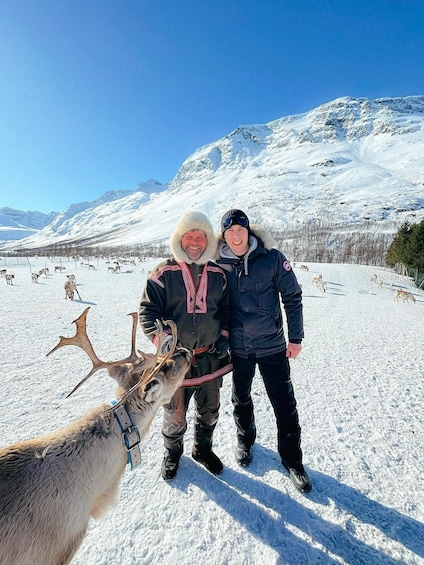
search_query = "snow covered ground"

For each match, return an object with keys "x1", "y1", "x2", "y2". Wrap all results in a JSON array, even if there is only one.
[{"x1": 0, "y1": 256, "x2": 423, "y2": 565}]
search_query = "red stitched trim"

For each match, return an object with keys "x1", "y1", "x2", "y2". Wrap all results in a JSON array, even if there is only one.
[{"x1": 181, "y1": 363, "x2": 233, "y2": 387}]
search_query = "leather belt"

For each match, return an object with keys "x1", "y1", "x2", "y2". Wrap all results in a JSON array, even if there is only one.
[
  {"x1": 192, "y1": 345, "x2": 210, "y2": 355},
  {"x1": 191, "y1": 344, "x2": 212, "y2": 366}
]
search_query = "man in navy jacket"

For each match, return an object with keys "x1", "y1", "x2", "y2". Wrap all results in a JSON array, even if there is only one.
[{"x1": 217, "y1": 209, "x2": 312, "y2": 493}]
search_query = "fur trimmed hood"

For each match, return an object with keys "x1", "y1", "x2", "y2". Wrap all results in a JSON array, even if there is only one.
[{"x1": 170, "y1": 211, "x2": 217, "y2": 265}]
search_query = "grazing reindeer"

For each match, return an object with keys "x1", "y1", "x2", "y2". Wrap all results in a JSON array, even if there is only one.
[
  {"x1": 64, "y1": 279, "x2": 81, "y2": 300},
  {"x1": 311, "y1": 274, "x2": 322, "y2": 285},
  {"x1": 31, "y1": 272, "x2": 39, "y2": 283},
  {"x1": 317, "y1": 280, "x2": 327, "y2": 292},
  {"x1": 0, "y1": 308, "x2": 191, "y2": 565},
  {"x1": 108, "y1": 265, "x2": 121, "y2": 273},
  {"x1": 394, "y1": 289, "x2": 416, "y2": 303},
  {"x1": 300, "y1": 264, "x2": 309, "y2": 272}
]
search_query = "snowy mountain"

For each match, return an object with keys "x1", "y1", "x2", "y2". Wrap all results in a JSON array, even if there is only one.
[
  {"x1": 0, "y1": 179, "x2": 168, "y2": 247},
  {"x1": 26, "y1": 179, "x2": 168, "y2": 246},
  {"x1": 0, "y1": 207, "x2": 58, "y2": 241},
  {"x1": 2, "y1": 96, "x2": 424, "y2": 252}
]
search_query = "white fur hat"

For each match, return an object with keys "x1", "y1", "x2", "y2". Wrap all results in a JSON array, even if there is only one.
[{"x1": 170, "y1": 210, "x2": 217, "y2": 265}]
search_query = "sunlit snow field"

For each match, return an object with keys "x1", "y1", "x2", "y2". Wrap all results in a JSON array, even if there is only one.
[{"x1": 1, "y1": 256, "x2": 423, "y2": 564}]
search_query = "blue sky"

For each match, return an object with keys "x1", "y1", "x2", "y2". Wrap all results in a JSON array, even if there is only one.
[{"x1": 1, "y1": 0, "x2": 424, "y2": 213}]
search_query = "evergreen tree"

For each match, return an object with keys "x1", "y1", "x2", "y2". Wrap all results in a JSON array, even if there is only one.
[
  {"x1": 405, "y1": 219, "x2": 424, "y2": 270},
  {"x1": 386, "y1": 222, "x2": 413, "y2": 266}
]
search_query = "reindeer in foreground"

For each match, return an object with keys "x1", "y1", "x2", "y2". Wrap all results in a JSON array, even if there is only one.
[{"x1": 0, "y1": 308, "x2": 191, "y2": 565}]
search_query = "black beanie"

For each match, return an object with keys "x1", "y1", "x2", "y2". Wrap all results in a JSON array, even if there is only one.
[{"x1": 221, "y1": 209, "x2": 250, "y2": 236}]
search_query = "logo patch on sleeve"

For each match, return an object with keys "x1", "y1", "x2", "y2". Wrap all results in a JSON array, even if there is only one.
[{"x1": 283, "y1": 260, "x2": 292, "y2": 271}]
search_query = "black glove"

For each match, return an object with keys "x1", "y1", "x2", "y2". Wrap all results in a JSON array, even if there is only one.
[{"x1": 215, "y1": 336, "x2": 229, "y2": 359}]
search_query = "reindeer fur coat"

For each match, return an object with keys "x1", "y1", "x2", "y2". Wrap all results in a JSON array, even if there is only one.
[{"x1": 139, "y1": 211, "x2": 232, "y2": 386}]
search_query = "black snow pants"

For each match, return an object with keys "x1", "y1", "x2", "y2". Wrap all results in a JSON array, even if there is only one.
[{"x1": 231, "y1": 351, "x2": 303, "y2": 469}]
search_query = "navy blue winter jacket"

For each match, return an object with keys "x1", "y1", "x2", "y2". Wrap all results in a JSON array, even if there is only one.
[{"x1": 217, "y1": 227, "x2": 304, "y2": 358}]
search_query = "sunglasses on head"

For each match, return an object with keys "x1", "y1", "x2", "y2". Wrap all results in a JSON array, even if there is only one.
[{"x1": 223, "y1": 216, "x2": 249, "y2": 230}]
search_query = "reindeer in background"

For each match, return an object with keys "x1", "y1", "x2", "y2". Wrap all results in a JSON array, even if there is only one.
[
  {"x1": 64, "y1": 276, "x2": 81, "y2": 300},
  {"x1": 0, "y1": 308, "x2": 191, "y2": 565}
]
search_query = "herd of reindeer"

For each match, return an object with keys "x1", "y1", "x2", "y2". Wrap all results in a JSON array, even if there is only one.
[
  {"x1": 368, "y1": 272, "x2": 416, "y2": 302},
  {"x1": 1, "y1": 259, "x2": 137, "y2": 299},
  {"x1": 1, "y1": 265, "x2": 83, "y2": 300},
  {"x1": 297, "y1": 263, "x2": 417, "y2": 303},
  {"x1": 2, "y1": 260, "x2": 417, "y2": 304}
]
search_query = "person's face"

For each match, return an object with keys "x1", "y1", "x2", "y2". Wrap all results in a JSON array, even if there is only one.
[
  {"x1": 224, "y1": 225, "x2": 249, "y2": 256},
  {"x1": 181, "y1": 230, "x2": 207, "y2": 261}
]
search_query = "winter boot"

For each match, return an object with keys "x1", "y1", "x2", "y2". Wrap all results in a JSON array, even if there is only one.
[
  {"x1": 161, "y1": 451, "x2": 182, "y2": 481},
  {"x1": 192, "y1": 448, "x2": 223, "y2": 475},
  {"x1": 284, "y1": 464, "x2": 312, "y2": 493},
  {"x1": 235, "y1": 444, "x2": 253, "y2": 467}
]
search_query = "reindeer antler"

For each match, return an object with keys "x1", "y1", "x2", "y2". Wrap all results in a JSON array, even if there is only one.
[
  {"x1": 47, "y1": 308, "x2": 179, "y2": 399},
  {"x1": 48, "y1": 308, "x2": 145, "y2": 397}
]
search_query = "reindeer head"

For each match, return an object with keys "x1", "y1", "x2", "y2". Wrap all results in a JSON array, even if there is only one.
[
  {"x1": 109, "y1": 342, "x2": 191, "y2": 406},
  {"x1": 47, "y1": 307, "x2": 191, "y2": 405},
  {"x1": 132, "y1": 350, "x2": 191, "y2": 406}
]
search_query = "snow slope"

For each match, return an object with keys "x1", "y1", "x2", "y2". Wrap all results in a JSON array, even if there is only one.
[
  {"x1": 0, "y1": 257, "x2": 423, "y2": 564},
  {"x1": 2, "y1": 96, "x2": 424, "y2": 251}
]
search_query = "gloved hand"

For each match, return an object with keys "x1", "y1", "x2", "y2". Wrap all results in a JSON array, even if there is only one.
[
  {"x1": 215, "y1": 336, "x2": 229, "y2": 359},
  {"x1": 159, "y1": 334, "x2": 174, "y2": 355}
]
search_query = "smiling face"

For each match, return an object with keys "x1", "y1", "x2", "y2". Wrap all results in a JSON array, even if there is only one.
[
  {"x1": 224, "y1": 225, "x2": 249, "y2": 256},
  {"x1": 181, "y1": 229, "x2": 208, "y2": 261}
]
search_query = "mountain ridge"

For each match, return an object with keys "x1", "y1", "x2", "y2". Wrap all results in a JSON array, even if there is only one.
[{"x1": 2, "y1": 95, "x2": 424, "y2": 253}]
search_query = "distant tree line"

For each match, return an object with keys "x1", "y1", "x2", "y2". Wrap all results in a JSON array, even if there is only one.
[
  {"x1": 0, "y1": 225, "x2": 396, "y2": 268},
  {"x1": 5, "y1": 241, "x2": 170, "y2": 261},
  {"x1": 272, "y1": 222, "x2": 393, "y2": 267},
  {"x1": 3, "y1": 218, "x2": 423, "y2": 288},
  {"x1": 385, "y1": 220, "x2": 424, "y2": 288}
]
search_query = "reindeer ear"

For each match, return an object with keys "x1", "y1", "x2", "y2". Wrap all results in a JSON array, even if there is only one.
[{"x1": 144, "y1": 380, "x2": 162, "y2": 403}]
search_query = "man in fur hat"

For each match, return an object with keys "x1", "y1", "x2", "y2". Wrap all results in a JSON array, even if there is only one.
[
  {"x1": 139, "y1": 211, "x2": 232, "y2": 480},
  {"x1": 216, "y1": 208, "x2": 312, "y2": 493}
]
